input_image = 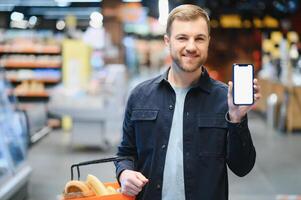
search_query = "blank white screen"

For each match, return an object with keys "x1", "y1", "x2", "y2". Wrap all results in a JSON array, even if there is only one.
[{"x1": 233, "y1": 65, "x2": 253, "y2": 105}]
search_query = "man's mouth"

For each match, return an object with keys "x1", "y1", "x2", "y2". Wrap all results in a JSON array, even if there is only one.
[{"x1": 182, "y1": 54, "x2": 199, "y2": 58}]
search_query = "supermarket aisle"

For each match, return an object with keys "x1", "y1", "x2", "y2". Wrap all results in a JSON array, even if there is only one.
[{"x1": 26, "y1": 112, "x2": 301, "y2": 200}]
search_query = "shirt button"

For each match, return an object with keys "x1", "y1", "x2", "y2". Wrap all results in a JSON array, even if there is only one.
[
  {"x1": 156, "y1": 184, "x2": 161, "y2": 189},
  {"x1": 161, "y1": 144, "x2": 166, "y2": 149},
  {"x1": 186, "y1": 112, "x2": 189, "y2": 116},
  {"x1": 169, "y1": 105, "x2": 174, "y2": 110},
  {"x1": 186, "y1": 152, "x2": 190, "y2": 157}
]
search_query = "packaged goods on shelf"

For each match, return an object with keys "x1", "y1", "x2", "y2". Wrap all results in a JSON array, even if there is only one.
[{"x1": 0, "y1": 30, "x2": 62, "y2": 100}]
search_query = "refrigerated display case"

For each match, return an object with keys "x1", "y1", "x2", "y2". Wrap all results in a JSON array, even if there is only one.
[{"x1": 0, "y1": 71, "x2": 31, "y2": 200}]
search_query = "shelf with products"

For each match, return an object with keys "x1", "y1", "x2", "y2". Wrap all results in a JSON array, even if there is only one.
[
  {"x1": 5, "y1": 69, "x2": 61, "y2": 84},
  {"x1": 1, "y1": 55, "x2": 61, "y2": 68},
  {"x1": 6, "y1": 77, "x2": 60, "y2": 84},
  {"x1": 7, "y1": 80, "x2": 50, "y2": 98},
  {"x1": 8, "y1": 90, "x2": 50, "y2": 98},
  {"x1": 0, "y1": 30, "x2": 63, "y2": 100},
  {"x1": 256, "y1": 30, "x2": 301, "y2": 132},
  {"x1": 0, "y1": 44, "x2": 61, "y2": 54}
]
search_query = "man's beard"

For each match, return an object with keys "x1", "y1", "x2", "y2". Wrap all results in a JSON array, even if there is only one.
[{"x1": 172, "y1": 54, "x2": 205, "y2": 73}]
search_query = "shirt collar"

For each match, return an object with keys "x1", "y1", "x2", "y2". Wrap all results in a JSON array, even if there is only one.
[{"x1": 154, "y1": 66, "x2": 212, "y2": 94}]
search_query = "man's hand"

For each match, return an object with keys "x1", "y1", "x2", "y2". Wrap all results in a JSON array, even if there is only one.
[
  {"x1": 119, "y1": 169, "x2": 149, "y2": 196},
  {"x1": 227, "y1": 78, "x2": 261, "y2": 123}
]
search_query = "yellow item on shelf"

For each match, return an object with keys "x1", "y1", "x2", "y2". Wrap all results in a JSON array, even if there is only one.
[
  {"x1": 287, "y1": 31, "x2": 299, "y2": 43},
  {"x1": 271, "y1": 31, "x2": 283, "y2": 44},
  {"x1": 62, "y1": 115, "x2": 73, "y2": 132}
]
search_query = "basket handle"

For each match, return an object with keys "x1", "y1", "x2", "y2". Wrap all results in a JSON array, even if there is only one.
[{"x1": 70, "y1": 156, "x2": 134, "y2": 180}]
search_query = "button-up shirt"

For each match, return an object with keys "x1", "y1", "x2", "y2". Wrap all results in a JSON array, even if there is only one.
[{"x1": 115, "y1": 67, "x2": 256, "y2": 200}]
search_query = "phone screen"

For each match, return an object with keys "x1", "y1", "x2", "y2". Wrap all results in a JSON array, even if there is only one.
[{"x1": 233, "y1": 64, "x2": 254, "y2": 105}]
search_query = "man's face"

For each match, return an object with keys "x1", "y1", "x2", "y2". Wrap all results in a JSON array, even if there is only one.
[{"x1": 164, "y1": 17, "x2": 210, "y2": 73}]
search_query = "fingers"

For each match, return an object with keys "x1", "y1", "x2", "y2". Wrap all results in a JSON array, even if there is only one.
[
  {"x1": 136, "y1": 172, "x2": 149, "y2": 185},
  {"x1": 227, "y1": 81, "x2": 233, "y2": 96},
  {"x1": 227, "y1": 81, "x2": 234, "y2": 103},
  {"x1": 121, "y1": 180, "x2": 142, "y2": 196},
  {"x1": 121, "y1": 187, "x2": 138, "y2": 196},
  {"x1": 119, "y1": 170, "x2": 148, "y2": 197},
  {"x1": 253, "y1": 78, "x2": 261, "y2": 102},
  {"x1": 253, "y1": 78, "x2": 261, "y2": 93},
  {"x1": 254, "y1": 93, "x2": 261, "y2": 101}
]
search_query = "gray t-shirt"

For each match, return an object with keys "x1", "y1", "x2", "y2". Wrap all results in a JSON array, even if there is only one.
[{"x1": 162, "y1": 86, "x2": 189, "y2": 200}]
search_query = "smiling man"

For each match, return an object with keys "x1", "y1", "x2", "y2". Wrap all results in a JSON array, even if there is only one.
[{"x1": 115, "y1": 4, "x2": 261, "y2": 200}]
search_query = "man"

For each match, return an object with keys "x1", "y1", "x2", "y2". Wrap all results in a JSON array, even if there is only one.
[{"x1": 115, "y1": 4, "x2": 261, "y2": 200}]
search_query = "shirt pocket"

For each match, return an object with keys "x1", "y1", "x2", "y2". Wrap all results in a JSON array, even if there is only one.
[
  {"x1": 131, "y1": 109, "x2": 159, "y2": 156},
  {"x1": 131, "y1": 109, "x2": 159, "y2": 121},
  {"x1": 197, "y1": 114, "x2": 227, "y2": 157}
]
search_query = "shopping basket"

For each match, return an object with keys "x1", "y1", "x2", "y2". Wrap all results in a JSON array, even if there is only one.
[{"x1": 63, "y1": 156, "x2": 135, "y2": 200}]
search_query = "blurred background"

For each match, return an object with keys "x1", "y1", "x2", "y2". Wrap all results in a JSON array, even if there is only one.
[{"x1": 0, "y1": 0, "x2": 301, "y2": 200}]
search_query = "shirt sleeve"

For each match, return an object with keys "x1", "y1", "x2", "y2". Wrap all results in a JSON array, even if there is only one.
[
  {"x1": 114, "y1": 93, "x2": 137, "y2": 182},
  {"x1": 225, "y1": 112, "x2": 256, "y2": 177}
]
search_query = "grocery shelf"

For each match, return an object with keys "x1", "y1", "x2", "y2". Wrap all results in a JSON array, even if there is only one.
[
  {"x1": 3, "y1": 62, "x2": 61, "y2": 68},
  {"x1": 0, "y1": 30, "x2": 62, "y2": 104},
  {"x1": 8, "y1": 90, "x2": 49, "y2": 98},
  {"x1": 0, "y1": 46, "x2": 61, "y2": 54},
  {"x1": 7, "y1": 77, "x2": 61, "y2": 83}
]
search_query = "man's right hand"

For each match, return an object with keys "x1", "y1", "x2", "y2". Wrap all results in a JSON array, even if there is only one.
[{"x1": 119, "y1": 169, "x2": 149, "y2": 196}]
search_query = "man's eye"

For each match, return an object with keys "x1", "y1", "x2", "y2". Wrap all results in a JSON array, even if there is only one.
[
  {"x1": 177, "y1": 37, "x2": 187, "y2": 41},
  {"x1": 196, "y1": 38, "x2": 205, "y2": 41}
]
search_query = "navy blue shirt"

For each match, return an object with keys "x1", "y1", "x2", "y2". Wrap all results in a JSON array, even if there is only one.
[{"x1": 115, "y1": 67, "x2": 256, "y2": 200}]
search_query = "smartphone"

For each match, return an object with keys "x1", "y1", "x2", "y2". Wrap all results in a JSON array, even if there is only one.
[{"x1": 232, "y1": 64, "x2": 254, "y2": 105}]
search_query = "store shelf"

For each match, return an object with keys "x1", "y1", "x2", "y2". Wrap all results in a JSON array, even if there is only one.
[
  {"x1": 0, "y1": 30, "x2": 62, "y2": 104},
  {"x1": 8, "y1": 90, "x2": 49, "y2": 98},
  {"x1": 7, "y1": 77, "x2": 61, "y2": 83},
  {"x1": 0, "y1": 46, "x2": 61, "y2": 54},
  {"x1": 2, "y1": 62, "x2": 61, "y2": 69}
]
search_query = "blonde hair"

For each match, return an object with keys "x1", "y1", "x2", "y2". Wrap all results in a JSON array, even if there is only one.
[{"x1": 166, "y1": 4, "x2": 210, "y2": 36}]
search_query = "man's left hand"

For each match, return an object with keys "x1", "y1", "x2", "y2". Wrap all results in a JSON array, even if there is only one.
[{"x1": 227, "y1": 79, "x2": 261, "y2": 123}]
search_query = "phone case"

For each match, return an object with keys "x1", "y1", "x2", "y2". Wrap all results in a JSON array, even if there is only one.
[{"x1": 232, "y1": 64, "x2": 254, "y2": 106}]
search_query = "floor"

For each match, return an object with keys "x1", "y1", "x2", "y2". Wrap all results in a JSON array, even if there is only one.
[{"x1": 25, "y1": 111, "x2": 301, "y2": 200}]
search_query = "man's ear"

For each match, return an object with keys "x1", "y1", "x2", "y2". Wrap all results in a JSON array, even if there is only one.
[{"x1": 164, "y1": 34, "x2": 170, "y2": 46}]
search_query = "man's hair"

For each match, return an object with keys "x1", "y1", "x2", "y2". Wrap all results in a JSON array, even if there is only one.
[{"x1": 166, "y1": 4, "x2": 210, "y2": 36}]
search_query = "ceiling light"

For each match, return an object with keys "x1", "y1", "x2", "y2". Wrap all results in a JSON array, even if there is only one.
[
  {"x1": 89, "y1": 20, "x2": 103, "y2": 29},
  {"x1": 90, "y1": 11, "x2": 103, "y2": 21},
  {"x1": 29, "y1": 16, "x2": 38, "y2": 26},
  {"x1": 122, "y1": 0, "x2": 142, "y2": 2},
  {"x1": 56, "y1": 20, "x2": 66, "y2": 30},
  {"x1": 57, "y1": 2, "x2": 70, "y2": 7},
  {"x1": 10, "y1": 12, "x2": 24, "y2": 21},
  {"x1": 55, "y1": 0, "x2": 102, "y2": 3}
]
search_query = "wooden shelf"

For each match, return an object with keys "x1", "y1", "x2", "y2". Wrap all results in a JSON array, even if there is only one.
[
  {"x1": 8, "y1": 90, "x2": 49, "y2": 97},
  {"x1": 6, "y1": 77, "x2": 60, "y2": 83},
  {"x1": 2, "y1": 61, "x2": 61, "y2": 68},
  {"x1": 0, "y1": 46, "x2": 61, "y2": 54}
]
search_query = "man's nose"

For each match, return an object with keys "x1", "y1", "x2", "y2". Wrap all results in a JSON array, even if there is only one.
[{"x1": 186, "y1": 39, "x2": 197, "y2": 52}]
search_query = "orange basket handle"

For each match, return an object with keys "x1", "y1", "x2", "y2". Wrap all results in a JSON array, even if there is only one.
[{"x1": 70, "y1": 156, "x2": 134, "y2": 180}]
